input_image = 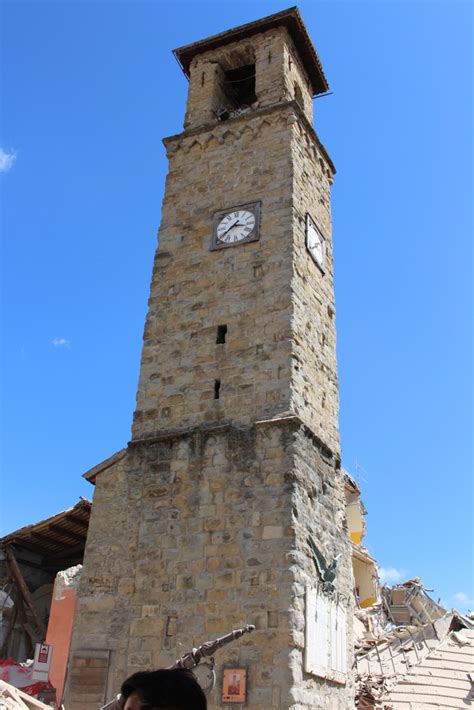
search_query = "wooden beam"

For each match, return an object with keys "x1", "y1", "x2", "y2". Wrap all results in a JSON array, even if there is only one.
[
  {"x1": 7, "y1": 555, "x2": 44, "y2": 570},
  {"x1": 64, "y1": 513, "x2": 89, "y2": 528},
  {"x1": 29, "y1": 531, "x2": 60, "y2": 548},
  {"x1": 4, "y1": 539, "x2": 44, "y2": 556},
  {"x1": 14, "y1": 589, "x2": 35, "y2": 659},
  {"x1": 0, "y1": 590, "x2": 18, "y2": 658},
  {"x1": 3, "y1": 545, "x2": 46, "y2": 638},
  {"x1": 48, "y1": 524, "x2": 85, "y2": 542}
]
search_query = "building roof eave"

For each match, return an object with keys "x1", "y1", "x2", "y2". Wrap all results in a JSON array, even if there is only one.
[{"x1": 173, "y1": 7, "x2": 329, "y2": 96}]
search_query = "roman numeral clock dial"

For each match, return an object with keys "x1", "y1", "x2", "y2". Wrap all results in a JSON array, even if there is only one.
[
  {"x1": 211, "y1": 202, "x2": 261, "y2": 250},
  {"x1": 218, "y1": 210, "x2": 255, "y2": 243}
]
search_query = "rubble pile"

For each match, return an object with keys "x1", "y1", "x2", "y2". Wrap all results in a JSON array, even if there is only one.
[{"x1": 353, "y1": 579, "x2": 474, "y2": 708}]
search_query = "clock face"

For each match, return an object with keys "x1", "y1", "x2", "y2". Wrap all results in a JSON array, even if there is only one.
[
  {"x1": 306, "y1": 214, "x2": 325, "y2": 269},
  {"x1": 211, "y1": 202, "x2": 261, "y2": 250},
  {"x1": 217, "y1": 209, "x2": 255, "y2": 244}
]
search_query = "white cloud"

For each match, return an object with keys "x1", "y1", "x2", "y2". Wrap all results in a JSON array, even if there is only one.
[
  {"x1": 0, "y1": 148, "x2": 17, "y2": 173},
  {"x1": 378, "y1": 566, "x2": 407, "y2": 584},
  {"x1": 52, "y1": 337, "x2": 71, "y2": 348},
  {"x1": 453, "y1": 592, "x2": 473, "y2": 607}
]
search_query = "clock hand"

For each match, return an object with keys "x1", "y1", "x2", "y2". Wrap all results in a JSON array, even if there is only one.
[{"x1": 221, "y1": 218, "x2": 239, "y2": 237}]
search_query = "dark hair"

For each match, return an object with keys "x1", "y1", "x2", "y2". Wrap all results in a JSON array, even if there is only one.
[{"x1": 121, "y1": 668, "x2": 207, "y2": 709}]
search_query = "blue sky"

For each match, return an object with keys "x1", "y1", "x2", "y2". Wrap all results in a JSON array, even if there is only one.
[{"x1": 1, "y1": 1, "x2": 472, "y2": 612}]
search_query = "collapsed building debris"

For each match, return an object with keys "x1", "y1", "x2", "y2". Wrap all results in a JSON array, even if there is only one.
[
  {"x1": 344, "y1": 473, "x2": 379, "y2": 611},
  {"x1": 354, "y1": 674, "x2": 394, "y2": 710},
  {"x1": 0, "y1": 501, "x2": 90, "y2": 707},
  {"x1": 0, "y1": 473, "x2": 470, "y2": 709},
  {"x1": 354, "y1": 579, "x2": 474, "y2": 709},
  {"x1": 0, "y1": 499, "x2": 90, "y2": 663},
  {"x1": 345, "y1": 471, "x2": 473, "y2": 708},
  {"x1": 381, "y1": 578, "x2": 446, "y2": 627},
  {"x1": 385, "y1": 621, "x2": 474, "y2": 708},
  {"x1": 0, "y1": 678, "x2": 53, "y2": 709},
  {"x1": 45, "y1": 565, "x2": 82, "y2": 707}
]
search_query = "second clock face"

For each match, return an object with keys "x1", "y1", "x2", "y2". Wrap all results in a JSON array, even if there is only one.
[
  {"x1": 306, "y1": 214, "x2": 325, "y2": 270},
  {"x1": 211, "y1": 202, "x2": 261, "y2": 250}
]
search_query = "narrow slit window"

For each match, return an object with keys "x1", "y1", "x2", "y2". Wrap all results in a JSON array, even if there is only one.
[
  {"x1": 214, "y1": 379, "x2": 221, "y2": 399},
  {"x1": 294, "y1": 82, "x2": 304, "y2": 110},
  {"x1": 216, "y1": 324, "x2": 227, "y2": 344}
]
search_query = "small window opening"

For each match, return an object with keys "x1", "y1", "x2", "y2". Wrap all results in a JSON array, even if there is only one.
[
  {"x1": 294, "y1": 82, "x2": 304, "y2": 110},
  {"x1": 166, "y1": 616, "x2": 177, "y2": 637},
  {"x1": 214, "y1": 379, "x2": 221, "y2": 399},
  {"x1": 223, "y1": 64, "x2": 257, "y2": 109},
  {"x1": 216, "y1": 324, "x2": 227, "y2": 344}
]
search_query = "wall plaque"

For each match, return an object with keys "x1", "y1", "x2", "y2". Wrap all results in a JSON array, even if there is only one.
[
  {"x1": 222, "y1": 667, "x2": 247, "y2": 703},
  {"x1": 305, "y1": 587, "x2": 347, "y2": 685}
]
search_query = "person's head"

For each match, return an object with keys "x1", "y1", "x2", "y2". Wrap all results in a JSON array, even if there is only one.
[{"x1": 121, "y1": 668, "x2": 207, "y2": 710}]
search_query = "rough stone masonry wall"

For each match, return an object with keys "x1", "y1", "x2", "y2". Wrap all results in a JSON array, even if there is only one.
[
  {"x1": 132, "y1": 104, "x2": 298, "y2": 441},
  {"x1": 67, "y1": 419, "x2": 352, "y2": 710},
  {"x1": 68, "y1": 422, "x2": 297, "y2": 710},
  {"x1": 290, "y1": 115, "x2": 340, "y2": 455},
  {"x1": 290, "y1": 427, "x2": 354, "y2": 708},
  {"x1": 184, "y1": 28, "x2": 313, "y2": 131}
]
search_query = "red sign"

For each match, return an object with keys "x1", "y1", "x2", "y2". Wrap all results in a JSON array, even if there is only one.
[{"x1": 38, "y1": 645, "x2": 50, "y2": 664}]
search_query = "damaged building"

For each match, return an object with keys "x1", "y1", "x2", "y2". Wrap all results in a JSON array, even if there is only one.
[
  {"x1": 2, "y1": 480, "x2": 473, "y2": 709},
  {"x1": 354, "y1": 583, "x2": 474, "y2": 709},
  {"x1": 346, "y1": 481, "x2": 474, "y2": 709},
  {"x1": 0, "y1": 499, "x2": 90, "y2": 706}
]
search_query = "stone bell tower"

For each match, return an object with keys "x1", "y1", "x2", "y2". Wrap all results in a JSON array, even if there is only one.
[{"x1": 66, "y1": 8, "x2": 353, "y2": 710}]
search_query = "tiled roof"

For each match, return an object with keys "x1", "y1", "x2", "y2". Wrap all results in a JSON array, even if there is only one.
[{"x1": 173, "y1": 7, "x2": 329, "y2": 96}]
